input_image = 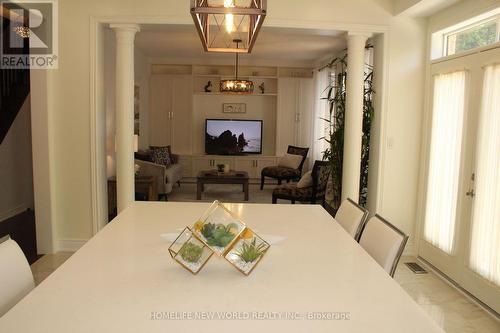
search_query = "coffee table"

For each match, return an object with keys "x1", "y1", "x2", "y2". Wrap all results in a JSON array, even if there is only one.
[{"x1": 197, "y1": 170, "x2": 249, "y2": 201}]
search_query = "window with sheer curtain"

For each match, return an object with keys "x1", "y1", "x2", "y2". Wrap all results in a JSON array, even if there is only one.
[
  {"x1": 469, "y1": 64, "x2": 500, "y2": 286},
  {"x1": 424, "y1": 71, "x2": 467, "y2": 254}
]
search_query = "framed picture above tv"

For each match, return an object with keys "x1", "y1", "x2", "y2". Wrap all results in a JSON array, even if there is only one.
[
  {"x1": 222, "y1": 103, "x2": 246, "y2": 114},
  {"x1": 205, "y1": 119, "x2": 263, "y2": 155}
]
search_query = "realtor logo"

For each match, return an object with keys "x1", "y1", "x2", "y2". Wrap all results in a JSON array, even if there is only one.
[{"x1": 1, "y1": 0, "x2": 58, "y2": 69}]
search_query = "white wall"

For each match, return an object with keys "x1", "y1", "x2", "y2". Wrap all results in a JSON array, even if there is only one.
[
  {"x1": 376, "y1": 16, "x2": 427, "y2": 253},
  {"x1": 40, "y1": 0, "x2": 428, "y2": 248},
  {"x1": 0, "y1": 98, "x2": 34, "y2": 222},
  {"x1": 428, "y1": 0, "x2": 500, "y2": 33}
]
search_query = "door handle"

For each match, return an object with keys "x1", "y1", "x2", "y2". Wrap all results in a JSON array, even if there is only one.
[{"x1": 466, "y1": 189, "x2": 475, "y2": 197}]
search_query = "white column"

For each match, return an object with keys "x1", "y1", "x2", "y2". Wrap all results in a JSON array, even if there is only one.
[
  {"x1": 342, "y1": 32, "x2": 370, "y2": 202},
  {"x1": 110, "y1": 24, "x2": 140, "y2": 213}
]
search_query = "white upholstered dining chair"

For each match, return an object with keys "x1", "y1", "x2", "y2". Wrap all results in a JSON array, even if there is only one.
[
  {"x1": 358, "y1": 215, "x2": 409, "y2": 277},
  {"x1": 0, "y1": 235, "x2": 35, "y2": 317},
  {"x1": 335, "y1": 198, "x2": 369, "y2": 241}
]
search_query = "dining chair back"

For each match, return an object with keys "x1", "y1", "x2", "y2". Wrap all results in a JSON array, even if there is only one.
[
  {"x1": 0, "y1": 235, "x2": 35, "y2": 317},
  {"x1": 335, "y1": 198, "x2": 369, "y2": 241},
  {"x1": 358, "y1": 215, "x2": 409, "y2": 277}
]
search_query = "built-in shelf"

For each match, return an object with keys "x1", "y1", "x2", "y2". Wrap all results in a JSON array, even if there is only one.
[
  {"x1": 194, "y1": 92, "x2": 278, "y2": 96},
  {"x1": 194, "y1": 74, "x2": 278, "y2": 79}
]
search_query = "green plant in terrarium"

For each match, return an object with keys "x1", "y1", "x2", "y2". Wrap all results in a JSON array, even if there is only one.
[
  {"x1": 179, "y1": 242, "x2": 203, "y2": 263},
  {"x1": 200, "y1": 222, "x2": 216, "y2": 239},
  {"x1": 201, "y1": 223, "x2": 238, "y2": 248},
  {"x1": 236, "y1": 238, "x2": 267, "y2": 263}
]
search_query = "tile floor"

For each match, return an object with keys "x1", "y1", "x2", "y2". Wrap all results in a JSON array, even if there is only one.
[
  {"x1": 30, "y1": 253, "x2": 499, "y2": 333},
  {"x1": 394, "y1": 257, "x2": 500, "y2": 333}
]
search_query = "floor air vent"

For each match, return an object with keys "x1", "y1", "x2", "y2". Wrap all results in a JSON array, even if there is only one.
[{"x1": 405, "y1": 262, "x2": 427, "y2": 274}]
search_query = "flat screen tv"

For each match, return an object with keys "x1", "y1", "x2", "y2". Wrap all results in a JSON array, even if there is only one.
[{"x1": 205, "y1": 119, "x2": 263, "y2": 155}]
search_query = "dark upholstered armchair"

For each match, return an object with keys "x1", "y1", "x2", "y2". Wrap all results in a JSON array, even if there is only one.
[
  {"x1": 272, "y1": 160, "x2": 330, "y2": 205},
  {"x1": 260, "y1": 145, "x2": 309, "y2": 190}
]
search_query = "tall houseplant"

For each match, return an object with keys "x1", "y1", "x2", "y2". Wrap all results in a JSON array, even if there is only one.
[{"x1": 320, "y1": 46, "x2": 374, "y2": 209}]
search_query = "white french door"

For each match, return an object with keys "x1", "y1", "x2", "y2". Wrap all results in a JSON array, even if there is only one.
[{"x1": 420, "y1": 46, "x2": 500, "y2": 313}]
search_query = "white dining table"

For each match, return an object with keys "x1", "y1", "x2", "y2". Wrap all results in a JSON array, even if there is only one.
[{"x1": 0, "y1": 202, "x2": 443, "y2": 332}]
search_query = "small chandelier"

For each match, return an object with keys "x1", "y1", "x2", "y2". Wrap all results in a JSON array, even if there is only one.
[
  {"x1": 190, "y1": 0, "x2": 267, "y2": 53},
  {"x1": 220, "y1": 39, "x2": 254, "y2": 94}
]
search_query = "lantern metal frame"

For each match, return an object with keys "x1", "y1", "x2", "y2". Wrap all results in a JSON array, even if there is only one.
[{"x1": 190, "y1": 0, "x2": 267, "y2": 54}]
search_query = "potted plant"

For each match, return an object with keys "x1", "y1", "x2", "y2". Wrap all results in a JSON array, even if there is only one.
[{"x1": 320, "y1": 46, "x2": 374, "y2": 209}]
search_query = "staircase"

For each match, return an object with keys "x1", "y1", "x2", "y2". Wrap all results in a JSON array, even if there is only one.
[{"x1": 0, "y1": 15, "x2": 31, "y2": 144}]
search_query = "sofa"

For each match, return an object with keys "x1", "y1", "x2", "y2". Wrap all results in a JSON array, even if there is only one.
[{"x1": 134, "y1": 148, "x2": 183, "y2": 199}]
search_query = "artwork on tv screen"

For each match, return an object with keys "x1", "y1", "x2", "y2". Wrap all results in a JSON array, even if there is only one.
[{"x1": 205, "y1": 119, "x2": 263, "y2": 155}]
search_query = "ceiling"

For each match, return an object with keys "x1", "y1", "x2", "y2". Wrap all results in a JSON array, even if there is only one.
[
  {"x1": 393, "y1": 0, "x2": 461, "y2": 17},
  {"x1": 135, "y1": 24, "x2": 346, "y2": 66}
]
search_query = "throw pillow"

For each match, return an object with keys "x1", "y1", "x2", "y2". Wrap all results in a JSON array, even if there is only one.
[
  {"x1": 278, "y1": 153, "x2": 303, "y2": 169},
  {"x1": 297, "y1": 171, "x2": 313, "y2": 188},
  {"x1": 151, "y1": 146, "x2": 172, "y2": 167}
]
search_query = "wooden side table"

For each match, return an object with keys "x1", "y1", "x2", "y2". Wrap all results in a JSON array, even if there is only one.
[{"x1": 107, "y1": 176, "x2": 158, "y2": 220}]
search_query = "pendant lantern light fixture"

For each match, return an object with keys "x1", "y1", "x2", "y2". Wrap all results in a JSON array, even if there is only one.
[{"x1": 190, "y1": 0, "x2": 267, "y2": 54}]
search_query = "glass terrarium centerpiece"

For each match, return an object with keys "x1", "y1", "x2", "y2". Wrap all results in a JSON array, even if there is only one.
[
  {"x1": 192, "y1": 201, "x2": 246, "y2": 256},
  {"x1": 168, "y1": 227, "x2": 213, "y2": 275},
  {"x1": 225, "y1": 229, "x2": 270, "y2": 275},
  {"x1": 168, "y1": 201, "x2": 270, "y2": 275}
]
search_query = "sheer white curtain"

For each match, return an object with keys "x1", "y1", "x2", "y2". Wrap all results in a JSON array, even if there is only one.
[
  {"x1": 311, "y1": 69, "x2": 330, "y2": 168},
  {"x1": 424, "y1": 71, "x2": 467, "y2": 254},
  {"x1": 469, "y1": 64, "x2": 500, "y2": 286}
]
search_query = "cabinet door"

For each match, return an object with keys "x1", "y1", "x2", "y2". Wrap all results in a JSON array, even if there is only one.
[
  {"x1": 297, "y1": 78, "x2": 314, "y2": 149},
  {"x1": 277, "y1": 78, "x2": 298, "y2": 155},
  {"x1": 149, "y1": 75, "x2": 173, "y2": 146},
  {"x1": 255, "y1": 157, "x2": 277, "y2": 178},
  {"x1": 234, "y1": 158, "x2": 256, "y2": 177},
  {"x1": 171, "y1": 75, "x2": 193, "y2": 154}
]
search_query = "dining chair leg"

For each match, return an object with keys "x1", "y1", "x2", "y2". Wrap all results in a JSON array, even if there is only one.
[
  {"x1": 272, "y1": 195, "x2": 277, "y2": 204},
  {"x1": 291, "y1": 200, "x2": 296, "y2": 204},
  {"x1": 260, "y1": 175, "x2": 265, "y2": 190}
]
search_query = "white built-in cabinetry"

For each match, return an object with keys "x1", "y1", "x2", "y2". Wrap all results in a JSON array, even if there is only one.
[
  {"x1": 276, "y1": 77, "x2": 314, "y2": 156},
  {"x1": 180, "y1": 155, "x2": 278, "y2": 179},
  {"x1": 148, "y1": 65, "x2": 314, "y2": 179},
  {"x1": 149, "y1": 74, "x2": 192, "y2": 154}
]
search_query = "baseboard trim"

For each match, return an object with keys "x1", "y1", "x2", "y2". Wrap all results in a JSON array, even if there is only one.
[
  {"x1": 0, "y1": 204, "x2": 30, "y2": 223},
  {"x1": 57, "y1": 239, "x2": 88, "y2": 252}
]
